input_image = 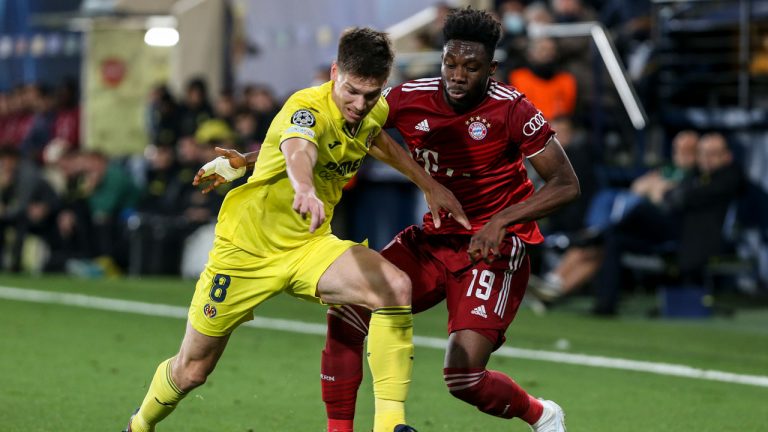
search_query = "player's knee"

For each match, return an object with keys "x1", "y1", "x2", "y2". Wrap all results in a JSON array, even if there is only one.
[
  {"x1": 175, "y1": 360, "x2": 212, "y2": 391},
  {"x1": 385, "y1": 269, "x2": 412, "y2": 307}
]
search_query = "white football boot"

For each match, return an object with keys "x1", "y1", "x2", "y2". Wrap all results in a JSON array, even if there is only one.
[{"x1": 530, "y1": 399, "x2": 566, "y2": 432}]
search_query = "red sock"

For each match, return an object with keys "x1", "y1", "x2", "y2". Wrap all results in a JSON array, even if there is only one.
[
  {"x1": 322, "y1": 305, "x2": 370, "y2": 430},
  {"x1": 444, "y1": 367, "x2": 536, "y2": 420},
  {"x1": 521, "y1": 395, "x2": 544, "y2": 424},
  {"x1": 327, "y1": 419, "x2": 354, "y2": 432}
]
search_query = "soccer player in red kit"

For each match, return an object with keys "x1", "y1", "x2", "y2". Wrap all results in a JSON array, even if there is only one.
[
  {"x1": 320, "y1": 8, "x2": 578, "y2": 432},
  {"x1": 194, "y1": 9, "x2": 578, "y2": 431}
]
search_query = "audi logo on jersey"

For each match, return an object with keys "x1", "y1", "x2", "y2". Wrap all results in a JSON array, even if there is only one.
[{"x1": 522, "y1": 111, "x2": 547, "y2": 137}]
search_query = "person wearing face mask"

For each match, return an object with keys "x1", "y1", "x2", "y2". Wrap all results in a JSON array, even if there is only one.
[
  {"x1": 497, "y1": 0, "x2": 529, "y2": 75},
  {"x1": 508, "y1": 37, "x2": 577, "y2": 119}
]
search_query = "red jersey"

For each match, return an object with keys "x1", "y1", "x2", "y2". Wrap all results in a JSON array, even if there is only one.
[{"x1": 384, "y1": 77, "x2": 553, "y2": 244}]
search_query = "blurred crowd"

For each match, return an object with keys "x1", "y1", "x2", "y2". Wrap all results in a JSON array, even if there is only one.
[
  {"x1": 0, "y1": 77, "x2": 281, "y2": 277},
  {"x1": 0, "y1": 0, "x2": 762, "y2": 317},
  {"x1": 406, "y1": 0, "x2": 653, "y2": 124},
  {"x1": 529, "y1": 129, "x2": 745, "y2": 316},
  {"x1": 392, "y1": 0, "x2": 760, "y2": 315}
]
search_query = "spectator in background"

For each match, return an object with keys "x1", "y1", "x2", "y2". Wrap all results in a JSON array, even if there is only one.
[
  {"x1": 549, "y1": 0, "x2": 597, "y2": 117},
  {"x1": 243, "y1": 84, "x2": 279, "y2": 143},
  {"x1": 667, "y1": 133, "x2": 744, "y2": 282},
  {"x1": 2, "y1": 85, "x2": 36, "y2": 149},
  {"x1": 233, "y1": 108, "x2": 261, "y2": 152},
  {"x1": 78, "y1": 151, "x2": 140, "y2": 275},
  {"x1": 551, "y1": 0, "x2": 597, "y2": 23},
  {"x1": 42, "y1": 79, "x2": 82, "y2": 166},
  {"x1": 0, "y1": 92, "x2": 9, "y2": 146},
  {"x1": 497, "y1": 0, "x2": 529, "y2": 75},
  {"x1": 529, "y1": 130, "x2": 700, "y2": 310},
  {"x1": 0, "y1": 147, "x2": 59, "y2": 272},
  {"x1": 524, "y1": 1, "x2": 555, "y2": 26},
  {"x1": 20, "y1": 84, "x2": 56, "y2": 162},
  {"x1": 181, "y1": 119, "x2": 241, "y2": 225},
  {"x1": 138, "y1": 144, "x2": 182, "y2": 216},
  {"x1": 1, "y1": 86, "x2": 34, "y2": 149},
  {"x1": 631, "y1": 130, "x2": 698, "y2": 205},
  {"x1": 178, "y1": 77, "x2": 214, "y2": 137},
  {"x1": 146, "y1": 84, "x2": 180, "y2": 148},
  {"x1": 532, "y1": 132, "x2": 743, "y2": 315},
  {"x1": 47, "y1": 149, "x2": 93, "y2": 271},
  {"x1": 52, "y1": 79, "x2": 80, "y2": 150},
  {"x1": 214, "y1": 89, "x2": 237, "y2": 127},
  {"x1": 508, "y1": 37, "x2": 577, "y2": 118},
  {"x1": 540, "y1": 116, "x2": 597, "y2": 235},
  {"x1": 128, "y1": 143, "x2": 187, "y2": 275}
]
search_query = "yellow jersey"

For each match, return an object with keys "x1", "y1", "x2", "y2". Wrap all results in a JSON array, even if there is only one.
[{"x1": 216, "y1": 80, "x2": 388, "y2": 255}]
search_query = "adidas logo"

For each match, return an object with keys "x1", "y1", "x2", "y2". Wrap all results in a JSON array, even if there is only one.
[
  {"x1": 415, "y1": 119, "x2": 430, "y2": 132},
  {"x1": 470, "y1": 305, "x2": 487, "y2": 318}
]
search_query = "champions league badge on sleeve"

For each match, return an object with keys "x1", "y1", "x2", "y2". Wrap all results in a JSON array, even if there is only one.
[
  {"x1": 291, "y1": 109, "x2": 316, "y2": 127},
  {"x1": 466, "y1": 116, "x2": 491, "y2": 141}
]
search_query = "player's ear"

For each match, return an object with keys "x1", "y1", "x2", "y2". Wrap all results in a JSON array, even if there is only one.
[
  {"x1": 330, "y1": 62, "x2": 339, "y2": 81},
  {"x1": 489, "y1": 60, "x2": 498, "y2": 77}
]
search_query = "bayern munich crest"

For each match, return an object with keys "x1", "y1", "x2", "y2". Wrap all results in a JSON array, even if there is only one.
[{"x1": 466, "y1": 116, "x2": 491, "y2": 140}]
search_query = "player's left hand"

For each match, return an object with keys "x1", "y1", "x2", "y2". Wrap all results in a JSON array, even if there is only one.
[
  {"x1": 424, "y1": 184, "x2": 471, "y2": 230},
  {"x1": 292, "y1": 186, "x2": 326, "y2": 233},
  {"x1": 468, "y1": 217, "x2": 506, "y2": 264},
  {"x1": 193, "y1": 147, "x2": 247, "y2": 193}
]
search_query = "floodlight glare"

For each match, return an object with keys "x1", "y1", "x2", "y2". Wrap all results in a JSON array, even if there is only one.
[{"x1": 144, "y1": 27, "x2": 179, "y2": 47}]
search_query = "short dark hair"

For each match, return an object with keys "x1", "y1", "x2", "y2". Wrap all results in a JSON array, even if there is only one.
[
  {"x1": 337, "y1": 27, "x2": 394, "y2": 80},
  {"x1": 443, "y1": 7, "x2": 501, "y2": 59}
]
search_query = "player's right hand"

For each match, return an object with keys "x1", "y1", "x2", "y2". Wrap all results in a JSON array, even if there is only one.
[
  {"x1": 292, "y1": 188, "x2": 326, "y2": 233},
  {"x1": 193, "y1": 147, "x2": 248, "y2": 194},
  {"x1": 424, "y1": 184, "x2": 471, "y2": 230}
]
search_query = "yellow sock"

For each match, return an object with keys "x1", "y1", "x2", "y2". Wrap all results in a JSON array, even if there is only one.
[
  {"x1": 374, "y1": 399, "x2": 406, "y2": 431},
  {"x1": 367, "y1": 306, "x2": 413, "y2": 432},
  {"x1": 131, "y1": 358, "x2": 187, "y2": 432}
]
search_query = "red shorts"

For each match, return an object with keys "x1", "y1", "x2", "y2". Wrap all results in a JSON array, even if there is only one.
[{"x1": 381, "y1": 225, "x2": 530, "y2": 348}]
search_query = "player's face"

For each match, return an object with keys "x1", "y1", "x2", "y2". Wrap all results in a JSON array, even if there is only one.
[
  {"x1": 441, "y1": 40, "x2": 497, "y2": 111},
  {"x1": 331, "y1": 63, "x2": 386, "y2": 126}
]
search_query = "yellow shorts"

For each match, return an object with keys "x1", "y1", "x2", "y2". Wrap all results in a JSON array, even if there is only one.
[{"x1": 188, "y1": 235, "x2": 362, "y2": 336}]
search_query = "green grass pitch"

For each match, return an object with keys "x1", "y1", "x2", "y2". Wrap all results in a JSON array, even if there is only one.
[{"x1": 1, "y1": 275, "x2": 766, "y2": 431}]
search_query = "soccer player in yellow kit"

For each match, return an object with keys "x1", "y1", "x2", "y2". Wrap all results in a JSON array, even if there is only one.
[{"x1": 123, "y1": 28, "x2": 469, "y2": 432}]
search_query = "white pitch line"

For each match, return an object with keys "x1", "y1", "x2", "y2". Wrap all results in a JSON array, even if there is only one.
[{"x1": 2, "y1": 285, "x2": 768, "y2": 388}]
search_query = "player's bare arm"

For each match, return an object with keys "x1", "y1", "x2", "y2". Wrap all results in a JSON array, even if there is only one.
[
  {"x1": 468, "y1": 137, "x2": 579, "y2": 263},
  {"x1": 370, "y1": 130, "x2": 470, "y2": 230},
  {"x1": 193, "y1": 147, "x2": 259, "y2": 193},
  {"x1": 281, "y1": 137, "x2": 325, "y2": 233}
]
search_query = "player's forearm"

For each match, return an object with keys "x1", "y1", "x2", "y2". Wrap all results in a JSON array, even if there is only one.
[
  {"x1": 493, "y1": 173, "x2": 580, "y2": 227},
  {"x1": 282, "y1": 141, "x2": 318, "y2": 194},
  {"x1": 244, "y1": 150, "x2": 260, "y2": 170},
  {"x1": 371, "y1": 132, "x2": 437, "y2": 193}
]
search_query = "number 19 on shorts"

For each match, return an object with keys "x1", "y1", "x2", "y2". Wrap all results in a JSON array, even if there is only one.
[{"x1": 466, "y1": 269, "x2": 495, "y2": 300}]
